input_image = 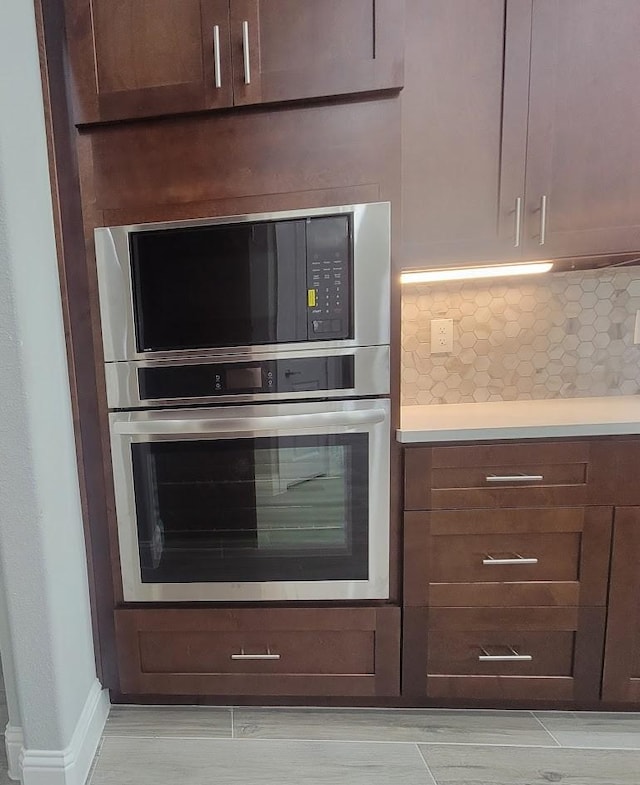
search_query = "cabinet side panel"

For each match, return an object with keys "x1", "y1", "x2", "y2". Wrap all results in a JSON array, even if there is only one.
[{"x1": 602, "y1": 506, "x2": 640, "y2": 702}]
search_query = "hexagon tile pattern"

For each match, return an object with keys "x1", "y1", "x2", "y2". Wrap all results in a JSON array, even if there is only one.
[{"x1": 401, "y1": 267, "x2": 640, "y2": 405}]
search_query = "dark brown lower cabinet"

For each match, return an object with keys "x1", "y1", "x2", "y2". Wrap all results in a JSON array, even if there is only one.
[
  {"x1": 403, "y1": 606, "x2": 606, "y2": 703},
  {"x1": 402, "y1": 505, "x2": 611, "y2": 703},
  {"x1": 602, "y1": 507, "x2": 640, "y2": 703},
  {"x1": 115, "y1": 606, "x2": 400, "y2": 697},
  {"x1": 401, "y1": 441, "x2": 640, "y2": 707}
]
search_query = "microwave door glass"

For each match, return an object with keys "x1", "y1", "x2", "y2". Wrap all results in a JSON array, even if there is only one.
[
  {"x1": 130, "y1": 220, "x2": 308, "y2": 352},
  {"x1": 130, "y1": 434, "x2": 369, "y2": 584}
]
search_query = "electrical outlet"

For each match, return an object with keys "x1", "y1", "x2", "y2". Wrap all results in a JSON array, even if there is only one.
[
  {"x1": 634, "y1": 311, "x2": 640, "y2": 345},
  {"x1": 431, "y1": 318, "x2": 454, "y2": 353}
]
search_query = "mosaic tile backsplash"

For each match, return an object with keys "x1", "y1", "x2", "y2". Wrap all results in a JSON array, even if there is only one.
[{"x1": 401, "y1": 267, "x2": 640, "y2": 405}]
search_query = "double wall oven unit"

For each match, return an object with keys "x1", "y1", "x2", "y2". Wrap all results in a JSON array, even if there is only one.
[{"x1": 95, "y1": 203, "x2": 391, "y2": 603}]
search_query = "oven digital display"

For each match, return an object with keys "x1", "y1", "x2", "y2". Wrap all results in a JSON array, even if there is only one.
[{"x1": 226, "y1": 367, "x2": 263, "y2": 390}]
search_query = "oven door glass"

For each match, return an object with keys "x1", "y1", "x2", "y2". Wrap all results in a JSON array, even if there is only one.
[
  {"x1": 131, "y1": 434, "x2": 368, "y2": 583},
  {"x1": 111, "y1": 400, "x2": 389, "y2": 601}
]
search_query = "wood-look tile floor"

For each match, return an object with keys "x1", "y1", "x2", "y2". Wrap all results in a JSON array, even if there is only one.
[{"x1": 88, "y1": 707, "x2": 640, "y2": 785}]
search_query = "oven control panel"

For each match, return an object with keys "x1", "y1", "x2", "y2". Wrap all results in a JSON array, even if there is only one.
[{"x1": 138, "y1": 355, "x2": 355, "y2": 401}]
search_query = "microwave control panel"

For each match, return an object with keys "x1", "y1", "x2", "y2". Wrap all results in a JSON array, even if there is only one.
[
  {"x1": 306, "y1": 216, "x2": 351, "y2": 340},
  {"x1": 138, "y1": 355, "x2": 356, "y2": 402}
]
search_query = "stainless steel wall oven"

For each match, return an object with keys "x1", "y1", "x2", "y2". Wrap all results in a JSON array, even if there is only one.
[{"x1": 96, "y1": 203, "x2": 391, "y2": 603}]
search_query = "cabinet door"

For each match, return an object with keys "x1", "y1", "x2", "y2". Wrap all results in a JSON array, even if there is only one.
[
  {"x1": 602, "y1": 507, "x2": 640, "y2": 703},
  {"x1": 229, "y1": 0, "x2": 404, "y2": 107},
  {"x1": 400, "y1": 0, "x2": 531, "y2": 267},
  {"x1": 65, "y1": 0, "x2": 233, "y2": 123},
  {"x1": 524, "y1": 1, "x2": 640, "y2": 257}
]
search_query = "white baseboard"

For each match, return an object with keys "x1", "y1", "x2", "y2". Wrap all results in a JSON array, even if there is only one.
[
  {"x1": 4, "y1": 724, "x2": 24, "y2": 781},
  {"x1": 20, "y1": 679, "x2": 109, "y2": 785}
]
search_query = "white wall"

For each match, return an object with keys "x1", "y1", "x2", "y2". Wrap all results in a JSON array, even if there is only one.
[
  {"x1": 0, "y1": 0, "x2": 103, "y2": 762},
  {"x1": 0, "y1": 581, "x2": 22, "y2": 731}
]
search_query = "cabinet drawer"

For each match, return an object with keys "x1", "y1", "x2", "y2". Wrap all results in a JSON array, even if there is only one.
[
  {"x1": 115, "y1": 607, "x2": 400, "y2": 697},
  {"x1": 403, "y1": 606, "x2": 606, "y2": 703},
  {"x1": 431, "y1": 531, "x2": 579, "y2": 584},
  {"x1": 429, "y1": 629, "x2": 573, "y2": 677},
  {"x1": 404, "y1": 508, "x2": 612, "y2": 608},
  {"x1": 405, "y1": 442, "x2": 594, "y2": 510}
]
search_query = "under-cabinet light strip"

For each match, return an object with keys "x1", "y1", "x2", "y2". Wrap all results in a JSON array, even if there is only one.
[{"x1": 400, "y1": 261, "x2": 554, "y2": 284}]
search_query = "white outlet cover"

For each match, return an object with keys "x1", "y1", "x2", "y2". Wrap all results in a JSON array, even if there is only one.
[{"x1": 430, "y1": 318, "x2": 454, "y2": 353}]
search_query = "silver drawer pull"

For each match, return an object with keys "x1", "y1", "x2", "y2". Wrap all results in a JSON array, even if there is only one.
[
  {"x1": 479, "y1": 646, "x2": 532, "y2": 662},
  {"x1": 483, "y1": 554, "x2": 539, "y2": 566},
  {"x1": 231, "y1": 649, "x2": 280, "y2": 661},
  {"x1": 485, "y1": 474, "x2": 544, "y2": 483}
]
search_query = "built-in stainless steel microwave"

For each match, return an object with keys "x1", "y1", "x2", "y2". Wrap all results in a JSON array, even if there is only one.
[{"x1": 95, "y1": 202, "x2": 390, "y2": 363}]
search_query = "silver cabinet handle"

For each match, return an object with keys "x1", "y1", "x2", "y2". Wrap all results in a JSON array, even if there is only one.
[
  {"x1": 485, "y1": 474, "x2": 543, "y2": 483},
  {"x1": 231, "y1": 650, "x2": 280, "y2": 661},
  {"x1": 514, "y1": 196, "x2": 523, "y2": 248},
  {"x1": 213, "y1": 25, "x2": 222, "y2": 88},
  {"x1": 242, "y1": 20, "x2": 251, "y2": 84},
  {"x1": 482, "y1": 555, "x2": 539, "y2": 566},
  {"x1": 539, "y1": 194, "x2": 548, "y2": 246},
  {"x1": 479, "y1": 647, "x2": 532, "y2": 662}
]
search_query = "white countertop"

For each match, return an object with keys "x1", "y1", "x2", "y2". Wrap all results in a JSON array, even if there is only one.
[{"x1": 398, "y1": 396, "x2": 640, "y2": 443}]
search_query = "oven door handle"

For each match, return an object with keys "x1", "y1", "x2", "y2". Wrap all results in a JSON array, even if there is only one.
[{"x1": 113, "y1": 408, "x2": 388, "y2": 436}]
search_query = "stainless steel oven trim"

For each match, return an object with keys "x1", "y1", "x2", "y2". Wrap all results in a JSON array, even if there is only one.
[
  {"x1": 105, "y1": 345, "x2": 389, "y2": 409},
  {"x1": 109, "y1": 398, "x2": 390, "y2": 602},
  {"x1": 95, "y1": 202, "x2": 391, "y2": 363}
]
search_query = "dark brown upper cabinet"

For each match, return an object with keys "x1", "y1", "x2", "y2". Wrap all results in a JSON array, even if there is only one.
[
  {"x1": 402, "y1": 0, "x2": 640, "y2": 269},
  {"x1": 229, "y1": 0, "x2": 404, "y2": 107},
  {"x1": 64, "y1": 0, "x2": 234, "y2": 123},
  {"x1": 401, "y1": 0, "x2": 531, "y2": 267},
  {"x1": 64, "y1": 0, "x2": 405, "y2": 125},
  {"x1": 523, "y1": 0, "x2": 640, "y2": 258}
]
